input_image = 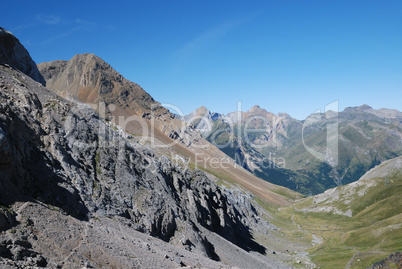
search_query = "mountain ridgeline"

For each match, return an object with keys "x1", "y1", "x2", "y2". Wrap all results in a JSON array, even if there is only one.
[
  {"x1": 179, "y1": 105, "x2": 402, "y2": 195},
  {"x1": 1, "y1": 26, "x2": 401, "y2": 268},
  {"x1": 38, "y1": 52, "x2": 298, "y2": 207},
  {"x1": 0, "y1": 27, "x2": 296, "y2": 268}
]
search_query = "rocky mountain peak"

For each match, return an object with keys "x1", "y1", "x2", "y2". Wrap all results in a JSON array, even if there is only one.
[
  {"x1": 276, "y1": 112, "x2": 293, "y2": 120},
  {"x1": 194, "y1": 105, "x2": 210, "y2": 116},
  {"x1": 0, "y1": 27, "x2": 45, "y2": 85},
  {"x1": 344, "y1": 104, "x2": 373, "y2": 113},
  {"x1": 247, "y1": 105, "x2": 272, "y2": 116},
  {"x1": 248, "y1": 104, "x2": 261, "y2": 112},
  {"x1": 359, "y1": 104, "x2": 373, "y2": 110},
  {"x1": 38, "y1": 53, "x2": 164, "y2": 116}
]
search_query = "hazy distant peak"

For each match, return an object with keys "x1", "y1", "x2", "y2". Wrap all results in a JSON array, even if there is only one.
[
  {"x1": 248, "y1": 105, "x2": 261, "y2": 112},
  {"x1": 360, "y1": 104, "x2": 373, "y2": 110},
  {"x1": 343, "y1": 104, "x2": 402, "y2": 119},
  {"x1": 185, "y1": 105, "x2": 224, "y2": 122},
  {"x1": 276, "y1": 112, "x2": 293, "y2": 120},
  {"x1": 344, "y1": 104, "x2": 373, "y2": 112},
  {"x1": 194, "y1": 105, "x2": 210, "y2": 116},
  {"x1": 247, "y1": 105, "x2": 269, "y2": 114},
  {"x1": 354, "y1": 104, "x2": 373, "y2": 111}
]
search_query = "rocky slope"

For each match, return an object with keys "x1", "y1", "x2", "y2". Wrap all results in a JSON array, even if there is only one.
[
  {"x1": 37, "y1": 53, "x2": 195, "y2": 144},
  {"x1": 183, "y1": 105, "x2": 402, "y2": 194},
  {"x1": 0, "y1": 63, "x2": 291, "y2": 268},
  {"x1": 37, "y1": 52, "x2": 299, "y2": 207},
  {"x1": 0, "y1": 28, "x2": 297, "y2": 268}
]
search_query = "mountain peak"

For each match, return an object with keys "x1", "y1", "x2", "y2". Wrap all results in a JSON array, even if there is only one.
[
  {"x1": 194, "y1": 105, "x2": 210, "y2": 115},
  {"x1": 0, "y1": 27, "x2": 45, "y2": 85},
  {"x1": 345, "y1": 104, "x2": 373, "y2": 112},
  {"x1": 72, "y1": 52, "x2": 100, "y2": 61},
  {"x1": 38, "y1": 53, "x2": 161, "y2": 116},
  {"x1": 247, "y1": 105, "x2": 269, "y2": 114},
  {"x1": 358, "y1": 104, "x2": 373, "y2": 111},
  {"x1": 276, "y1": 112, "x2": 293, "y2": 120}
]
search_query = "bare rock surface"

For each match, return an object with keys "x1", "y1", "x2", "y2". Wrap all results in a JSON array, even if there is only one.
[
  {"x1": 0, "y1": 61, "x2": 287, "y2": 268},
  {"x1": 0, "y1": 201, "x2": 289, "y2": 268}
]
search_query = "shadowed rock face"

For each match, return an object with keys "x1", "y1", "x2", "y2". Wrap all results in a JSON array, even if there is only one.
[
  {"x1": 0, "y1": 64, "x2": 267, "y2": 259},
  {"x1": 0, "y1": 27, "x2": 299, "y2": 268},
  {"x1": 0, "y1": 26, "x2": 276, "y2": 266},
  {"x1": 0, "y1": 27, "x2": 45, "y2": 86}
]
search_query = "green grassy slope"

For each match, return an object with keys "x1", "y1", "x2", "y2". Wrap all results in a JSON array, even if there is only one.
[{"x1": 279, "y1": 157, "x2": 402, "y2": 268}]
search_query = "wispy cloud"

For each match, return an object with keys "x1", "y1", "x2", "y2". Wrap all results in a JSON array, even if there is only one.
[
  {"x1": 173, "y1": 12, "x2": 261, "y2": 73},
  {"x1": 178, "y1": 21, "x2": 241, "y2": 58},
  {"x1": 42, "y1": 27, "x2": 82, "y2": 45},
  {"x1": 41, "y1": 18, "x2": 98, "y2": 45},
  {"x1": 75, "y1": 18, "x2": 95, "y2": 25},
  {"x1": 11, "y1": 23, "x2": 37, "y2": 32},
  {"x1": 36, "y1": 15, "x2": 61, "y2": 25}
]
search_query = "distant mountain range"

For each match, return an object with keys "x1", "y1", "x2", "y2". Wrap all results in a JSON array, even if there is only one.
[{"x1": 178, "y1": 104, "x2": 402, "y2": 194}]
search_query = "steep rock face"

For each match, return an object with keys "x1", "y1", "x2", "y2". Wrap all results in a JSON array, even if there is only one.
[
  {"x1": 37, "y1": 53, "x2": 296, "y2": 208},
  {"x1": 0, "y1": 27, "x2": 45, "y2": 86},
  {"x1": 0, "y1": 64, "x2": 269, "y2": 262}
]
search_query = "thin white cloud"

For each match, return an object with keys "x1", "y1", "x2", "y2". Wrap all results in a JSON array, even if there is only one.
[
  {"x1": 11, "y1": 23, "x2": 37, "y2": 32},
  {"x1": 75, "y1": 18, "x2": 95, "y2": 25},
  {"x1": 42, "y1": 27, "x2": 82, "y2": 44},
  {"x1": 39, "y1": 17, "x2": 113, "y2": 45},
  {"x1": 173, "y1": 12, "x2": 262, "y2": 73},
  {"x1": 178, "y1": 21, "x2": 241, "y2": 58},
  {"x1": 36, "y1": 15, "x2": 61, "y2": 25}
]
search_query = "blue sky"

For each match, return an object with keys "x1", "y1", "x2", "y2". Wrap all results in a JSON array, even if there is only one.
[{"x1": 2, "y1": 0, "x2": 402, "y2": 119}]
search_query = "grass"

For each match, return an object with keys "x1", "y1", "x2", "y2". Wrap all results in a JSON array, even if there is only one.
[
  {"x1": 279, "y1": 169, "x2": 402, "y2": 269},
  {"x1": 95, "y1": 150, "x2": 103, "y2": 176},
  {"x1": 270, "y1": 186, "x2": 304, "y2": 201}
]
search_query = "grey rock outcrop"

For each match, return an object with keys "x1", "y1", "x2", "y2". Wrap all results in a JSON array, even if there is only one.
[
  {"x1": 0, "y1": 62, "x2": 273, "y2": 266},
  {"x1": 0, "y1": 27, "x2": 45, "y2": 86},
  {"x1": 0, "y1": 26, "x2": 289, "y2": 268}
]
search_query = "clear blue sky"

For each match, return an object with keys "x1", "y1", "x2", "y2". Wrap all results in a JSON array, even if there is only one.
[{"x1": 2, "y1": 0, "x2": 402, "y2": 119}]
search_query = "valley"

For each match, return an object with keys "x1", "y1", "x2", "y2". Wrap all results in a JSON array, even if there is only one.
[{"x1": 0, "y1": 25, "x2": 401, "y2": 269}]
